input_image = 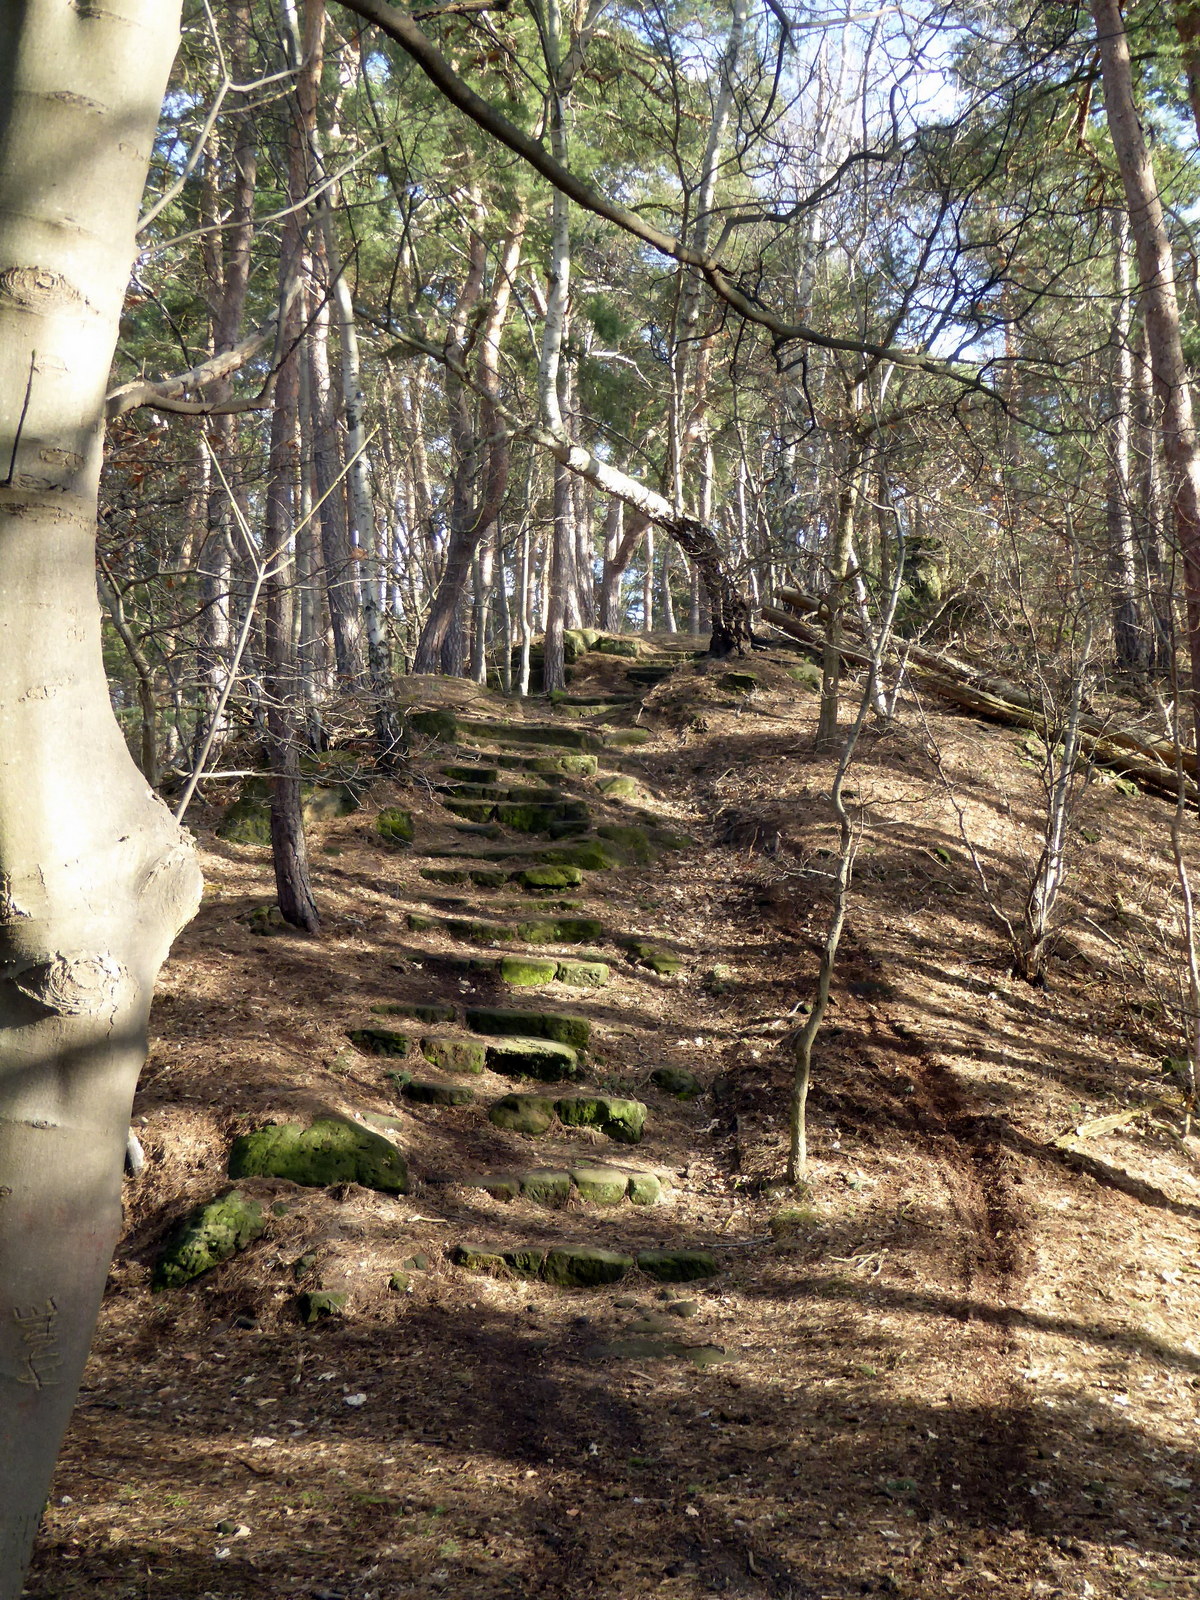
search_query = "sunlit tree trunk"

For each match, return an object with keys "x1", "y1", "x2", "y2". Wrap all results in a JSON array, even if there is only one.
[
  {"x1": 0, "y1": 6, "x2": 202, "y2": 1593},
  {"x1": 1093, "y1": 0, "x2": 1200, "y2": 747}
]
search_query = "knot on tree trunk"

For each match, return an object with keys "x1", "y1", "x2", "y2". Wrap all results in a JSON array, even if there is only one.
[{"x1": 12, "y1": 952, "x2": 128, "y2": 1016}]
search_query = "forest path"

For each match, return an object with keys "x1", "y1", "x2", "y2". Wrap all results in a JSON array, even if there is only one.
[{"x1": 24, "y1": 635, "x2": 1200, "y2": 1600}]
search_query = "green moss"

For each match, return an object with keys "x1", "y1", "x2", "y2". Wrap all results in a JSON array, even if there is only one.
[
  {"x1": 444, "y1": 799, "x2": 497, "y2": 823},
  {"x1": 543, "y1": 1246, "x2": 633, "y2": 1287},
  {"x1": 406, "y1": 913, "x2": 434, "y2": 931},
  {"x1": 421, "y1": 868, "x2": 467, "y2": 886},
  {"x1": 469, "y1": 869, "x2": 509, "y2": 888},
  {"x1": 547, "y1": 840, "x2": 622, "y2": 871},
  {"x1": 628, "y1": 941, "x2": 684, "y2": 976},
  {"x1": 555, "y1": 1094, "x2": 645, "y2": 1144},
  {"x1": 442, "y1": 782, "x2": 504, "y2": 801},
  {"x1": 228, "y1": 1118, "x2": 408, "y2": 1194},
  {"x1": 442, "y1": 764, "x2": 499, "y2": 783},
  {"x1": 504, "y1": 1246, "x2": 548, "y2": 1277},
  {"x1": 484, "y1": 1037, "x2": 579, "y2": 1081},
  {"x1": 598, "y1": 775, "x2": 640, "y2": 800},
  {"x1": 348, "y1": 1027, "x2": 410, "y2": 1057},
  {"x1": 721, "y1": 671, "x2": 760, "y2": 694},
  {"x1": 377, "y1": 807, "x2": 415, "y2": 845},
  {"x1": 400, "y1": 1078, "x2": 476, "y2": 1107},
  {"x1": 530, "y1": 753, "x2": 599, "y2": 777},
  {"x1": 498, "y1": 956, "x2": 559, "y2": 987},
  {"x1": 786, "y1": 662, "x2": 822, "y2": 690},
  {"x1": 592, "y1": 635, "x2": 641, "y2": 658},
  {"x1": 596, "y1": 824, "x2": 652, "y2": 863},
  {"x1": 636, "y1": 1249, "x2": 718, "y2": 1282},
  {"x1": 420, "y1": 1036, "x2": 486, "y2": 1074},
  {"x1": 554, "y1": 959, "x2": 610, "y2": 988},
  {"x1": 520, "y1": 1169, "x2": 573, "y2": 1206},
  {"x1": 518, "y1": 916, "x2": 604, "y2": 945},
  {"x1": 373, "y1": 1002, "x2": 457, "y2": 1025},
  {"x1": 466, "y1": 1006, "x2": 590, "y2": 1052},
  {"x1": 453, "y1": 1242, "x2": 506, "y2": 1272},
  {"x1": 570, "y1": 1165, "x2": 628, "y2": 1205},
  {"x1": 464, "y1": 719, "x2": 595, "y2": 751},
  {"x1": 153, "y1": 1190, "x2": 267, "y2": 1289},
  {"x1": 650, "y1": 1066, "x2": 702, "y2": 1099},
  {"x1": 445, "y1": 917, "x2": 515, "y2": 943},
  {"x1": 471, "y1": 1174, "x2": 522, "y2": 1202},
  {"x1": 515, "y1": 866, "x2": 585, "y2": 892},
  {"x1": 217, "y1": 779, "x2": 360, "y2": 846},
  {"x1": 408, "y1": 708, "x2": 459, "y2": 742},
  {"x1": 298, "y1": 1290, "x2": 348, "y2": 1324},
  {"x1": 603, "y1": 729, "x2": 652, "y2": 747},
  {"x1": 627, "y1": 1172, "x2": 662, "y2": 1206},
  {"x1": 488, "y1": 1093, "x2": 557, "y2": 1134}
]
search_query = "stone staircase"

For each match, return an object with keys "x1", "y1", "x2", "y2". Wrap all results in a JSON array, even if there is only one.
[{"x1": 159, "y1": 634, "x2": 725, "y2": 1307}]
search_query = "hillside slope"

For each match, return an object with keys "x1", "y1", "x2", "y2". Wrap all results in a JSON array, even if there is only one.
[{"x1": 25, "y1": 638, "x2": 1200, "y2": 1600}]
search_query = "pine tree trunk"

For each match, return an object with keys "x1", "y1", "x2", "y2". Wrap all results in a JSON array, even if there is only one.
[
  {"x1": 0, "y1": 6, "x2": 202, "y2": 1592},
  {"x1": 1093, "y1": 0, "x2": 1200, "y2": 746}
]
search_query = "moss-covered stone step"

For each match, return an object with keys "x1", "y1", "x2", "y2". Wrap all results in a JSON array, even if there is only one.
[
  {"x1": 488, "y1": 1090, "x2": 646, "y2": 1142},
  {"x1": 228, "y1": 1118, "x2": 408, "y2": 1194},
  {"x1": 376, "y1": 807, "x2": 415, "y2": 846},
  {"x1": 597, "y1": 775, "x2": 642, "y2": 801},
  {"x1": 419, "y1": 1035, "x2": 486, "y2": 1074},
  {"x1": 484, "y1": 1037, "x2": 580, "y2": 1082},
  {"x1": 411, "y1": 708, "x2": 599, "y2": 752},
  {"x1": 217, "y1": 778, "x2": 360, "y2": 845},
  {"x1": 635, "y1": 1248, "x2": 719, "y2": 1282},
  {"x1": 442, "y1": 763, "x2": 500, "y2": 784},
  {"x1": 406, "y1": 911, "x2": 604, "y2": 947},
  {"x1": 487, "y1": 1092, "x2": 557, "y2": 1134},
  {"x1": 348, "y1": 1026, "x2": 411, "y2": 1056},
  {"x1": 651, "y1": 1065, "x2": 703, "y2": 1099},
  {"x1": 721, "y1": 671, "x2": 760, "y2": 694},
  {"x1": 298, "y1": 1289, "x2": 349, "y2": 1324},
  {"x1": 443, "y1": 795, "x2": 593, "y2": 834},
  {"x1": 556, "y1": 1093, "x2": 645, "y2": 1144},
  {"x1": 421, "y1": 864, "x2": 585, "y2": 895},
  {"x1": 464, "y1": 1165, "x2": 661, "y2": 1207},
  {"x1": 552, "y1": 958, "x2": 610, "y2": 988},
  {"x1": 626, "y1": 940, "x2": 685, "y2": 976},
  {"x1": 372, "y1": 1001, "x2": 457, "y2": 1025},
  {"x1": 398, "y1": 1077, "x2": 476, "y2": 1107},
  {"x1": 154, "y1": 1190, "x2": 267, "y2": 1289},
  {"x1": 453, "y1": 1240, "x2": 706, "y2": 1288},
  {"x1": 465, "y1": 1005, "x2": 590, "y2": 1052}
]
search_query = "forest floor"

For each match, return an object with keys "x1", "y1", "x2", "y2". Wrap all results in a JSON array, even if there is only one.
[{"x1": 22, "y1": 634, "x2": 1200, "y2": 1600}]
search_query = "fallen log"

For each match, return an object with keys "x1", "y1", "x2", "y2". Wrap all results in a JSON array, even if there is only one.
[
  {"x1": 773, "y1": 586, "x2": 1197, "y2": 780},
  {"x1": 760, "y1": 602, "x2": 1200, "y2": 806}
]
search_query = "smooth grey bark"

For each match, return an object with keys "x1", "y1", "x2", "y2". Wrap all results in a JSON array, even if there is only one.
[{"x1": 0, "y1": 5, "x2": 201, "y2": 1594}]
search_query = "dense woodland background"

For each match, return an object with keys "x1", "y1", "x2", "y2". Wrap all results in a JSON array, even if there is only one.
[{"x1": 106, "y1": 0, "x2": 1200, "y2": 799}]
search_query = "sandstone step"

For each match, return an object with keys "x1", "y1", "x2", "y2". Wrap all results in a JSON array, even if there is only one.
[
  {"x1": 487, "y1": 1090, "x2": 645, "y2": 1142},
  {"x1": 465, "y1": 1005, "x2": 591, "y2": 1052},
  {"x1": 483, "y1": 1038, "x2": 580, "y2": 1082},
  {"x1": 397, "y1": 1077, "x2": 476, "y2": 1107},
  {"x1": 450, "y1": 1243, "x2": 718, "y2": 1288},
  {"x1": 462, "y1": 1164, "x2": 661, "y2": 1207},
  {"x1": 405, "y1": 910, "x2": 605, "y2": 947}
]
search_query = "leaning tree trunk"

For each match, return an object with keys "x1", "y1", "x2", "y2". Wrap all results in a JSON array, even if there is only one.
[{"x1": 0, "y1": 5, "x2": 201, "y2": 1595}]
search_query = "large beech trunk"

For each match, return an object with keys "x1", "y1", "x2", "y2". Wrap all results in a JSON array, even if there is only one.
[{"x1": 0, "y1": 5, "x2": 200, "y2": 1593}]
